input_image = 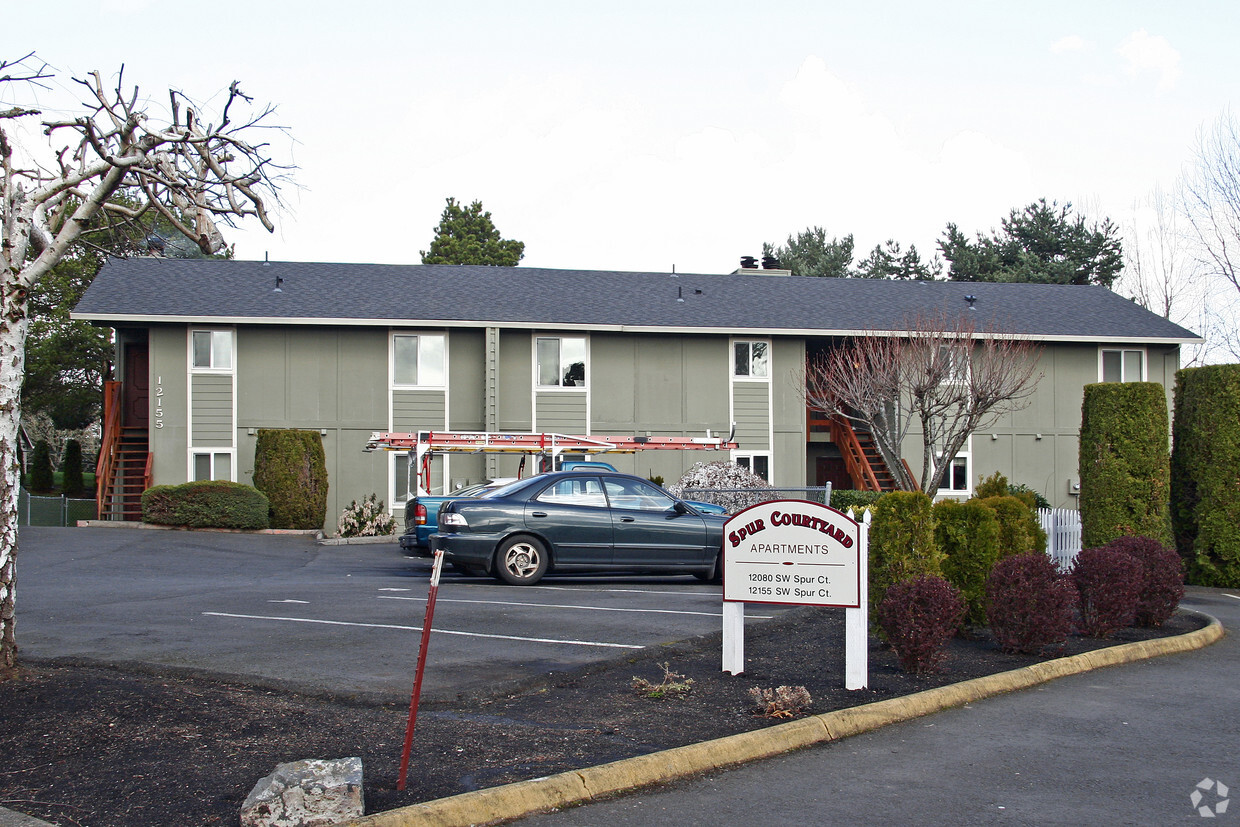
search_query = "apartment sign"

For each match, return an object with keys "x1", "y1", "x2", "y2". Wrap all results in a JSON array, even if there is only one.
[{"x1": 723, "y1": 500, "x2": 861, "y2": 608}]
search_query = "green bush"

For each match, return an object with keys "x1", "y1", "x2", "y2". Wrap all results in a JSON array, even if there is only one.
[
  {"x1": 974, "y1": 471, "x2": 1051, "y2": 511},
  {"x1": 61, "y1": 439, "x2": 85, "y2": 497},
  {"x1": 973, "y1": 495, "x2": 1047, "y2": 557},
  {"x1": 142, "y1": 481, "x2": 270, "y2": 530},
  {"x1": 28, "y1": 440, "x2": 55, "y2": 492},
  {"x1": 934, "y1": 499, "x2": 1001, "y2": 627},
  {"x1": 1079, "y1": 382, "x2": 1172, "y2": 549},
  {"x1": 869, "y1": 491, "x2": 941, "y2": 618},
  {"x1": 829, "y1": 489, "x2": 884, "y2": 514},
  {"x1": 252, "y1": 429, "x2": 329, "y2": 530},
  {"x1": 1172, "y1": 364, "x2": 1240, "y2": 587},
  {"x1": 878, "y1": 575, "x2": 965, "y2": 674}
]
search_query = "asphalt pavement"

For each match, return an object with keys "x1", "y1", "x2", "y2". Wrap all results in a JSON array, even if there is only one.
[
  {"x1": 14, "y1": 526, "x2": 790, "y2": 701},
  {"x1": 514, "y1": 586, "x2": 1239, "y2": 826}
]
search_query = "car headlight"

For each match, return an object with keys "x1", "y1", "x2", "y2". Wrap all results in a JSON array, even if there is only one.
[{"x1": 440, "y1": 512, "x2": 468, "y2": 528}]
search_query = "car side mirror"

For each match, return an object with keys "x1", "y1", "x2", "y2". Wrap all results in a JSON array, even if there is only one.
[{"x1": 672, "y1": 501, "x2": 690, "y2": 515}]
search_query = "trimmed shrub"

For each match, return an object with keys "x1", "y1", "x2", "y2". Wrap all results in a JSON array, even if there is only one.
[
  {"x1": 252, "y1": 429, "x2": 329, "y2": 530},
  {"x1": 1172, "y1": 364, "x2": 1240, "y2": 587},
  {"x1": 1071, "y1": 547, "x2": 1143, "y2": 638},
  {"x1": 934, "y1": 499, "x2": 1001, "y2": 627},
  {"x1": 974, "y1": 495, "x2": 1047, "y2": 557},
  {"x1": 142, "y1": 481, "x2": 270, "y2": 530},
  {"x1": 61, "y1": 439, "x2": 85, "y2": 497},
  {"x1": 986, "y1": 552, "x2": 1077, "y2": 655},
  {"x1": 878, "y1": 575, "x2": 965, "y2": 673},
  {"x1": 1079, "y1": 382, "x2": 1173, "y2": 549},
  {"x1": 338, "y1": 493, "x2": 396, "y2": 538},
  {"x1": 974, "y1": 471, "x2": 1051, "y2": 511},
  {"x1": 28, "y1": 439, "x2": 55, "y2": 492},
  {"x1": 829, "y1": 489, "x2": 884, "y2": 514},
  {"x1": 1102, "y1": 535, "x2": 1185, "y2": 627},
  {"x1": 869, "y1": 491, "x2": 941, "y2": 617}
]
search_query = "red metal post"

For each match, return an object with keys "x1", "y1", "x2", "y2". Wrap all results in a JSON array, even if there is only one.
[{"x1": 396, "y1": 549, "x2": 445, "y2": 791}]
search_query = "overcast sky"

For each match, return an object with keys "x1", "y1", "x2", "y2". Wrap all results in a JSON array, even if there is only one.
[{"x1": 7, "y1": 1, "x2": 1237, "y2": 279}]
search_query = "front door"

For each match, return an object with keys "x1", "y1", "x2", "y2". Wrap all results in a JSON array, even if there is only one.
[{"x1": 123, "y1": 344, "x2": 150, "y2": 428}]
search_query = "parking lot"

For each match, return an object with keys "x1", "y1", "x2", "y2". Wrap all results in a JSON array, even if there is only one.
[{"x1": 16, "y1": 527, "x2": 792, "y2": 701}]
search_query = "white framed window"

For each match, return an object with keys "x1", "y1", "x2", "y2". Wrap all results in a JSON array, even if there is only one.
[
  {"x1": 1100, "y1": 348, "x2": 1146, "y2": 383},
  {"x1": 191, "y1": 450, "x2": 234, "y2": 481},
  {"x1": 734, "y1": 452, "x2": 771, "y2": 482},
  {"x1": 191, "y1": 329, "x2": 233, "y2": 370},
  {"x1": 536, "y1": 336, "x2": 588, "y2": 388},
  {"x1": 733, "y1": 340, "x2": 769, "y2": 380},
  {"x1": 939, "y1": 343, "x2": 970, "y2": 384},
  {"x1": 392, "y1": 333, "x2": 446, "y2": 387},
  {"x1": 936, "y1": 436, "x2": 971, "y2": 496}
]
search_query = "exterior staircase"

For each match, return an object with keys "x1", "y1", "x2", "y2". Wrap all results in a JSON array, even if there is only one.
[
  {"x1": 826, "y1": 414, "x2": 918, "y2": 493},
  {"x1": 97, "y1": 381, "x2": 150, "y2": 521}
]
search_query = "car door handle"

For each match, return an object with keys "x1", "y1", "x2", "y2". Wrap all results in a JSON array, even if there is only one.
[
  {"x1": 531, "y1": 511, "x2": 548, "y2": 518},
  {"x1": 620, "y1": 516, "x2": 635, "y2": 522}
]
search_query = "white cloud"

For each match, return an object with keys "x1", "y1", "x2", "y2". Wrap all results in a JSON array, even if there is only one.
[
  {"x1": 1116, "y1": 29, "x2": 1182, "y2": 91},
  {"x1": 1050, "y1": 35, "x2": 1088, "y2": 54}
]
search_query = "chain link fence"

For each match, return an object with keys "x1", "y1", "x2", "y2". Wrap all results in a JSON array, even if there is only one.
[
  {"x1": 680, "y1": 485, "x2": 833, "y2": 514},
  {"x1": 17, "y1": 488, "x2": 98, "y2": 527}
]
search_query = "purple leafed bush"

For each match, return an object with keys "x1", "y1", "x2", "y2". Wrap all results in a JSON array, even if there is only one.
[
  {"x1": 1101, "y1": 536, "x2": 1185, "y2": 627},
  {"x1": 986, "y1": 553, "x2": 1077, "y2": 655},
  {"x1": 878, "y1": 575, "x2": 965, "y2": 674},
  {"x1": 1072, "y1": 547, "x2": 1143, "y2": 638}
]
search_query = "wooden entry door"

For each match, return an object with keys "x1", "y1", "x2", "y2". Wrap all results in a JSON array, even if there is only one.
[
  {"x1": 816, "y1": 456, "x2": 853, "y2": 492},
  {"x1": 122, "y1": 344, "x2": 150, "y2": 429}
]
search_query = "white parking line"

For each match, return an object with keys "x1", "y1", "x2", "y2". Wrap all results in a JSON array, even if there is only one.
[
  {"x1": 377, "y1": 595, "x2": 772, "y2": 619},
  {"x1": 1225, "y1": 593, "x2": 1239, "y2": 601},
  {"x1": 201, "y1": 612, "x2": 642, "y2": 649},
  {"x1": 531, "y1": 584, "x2": 720, "y2": 597}
]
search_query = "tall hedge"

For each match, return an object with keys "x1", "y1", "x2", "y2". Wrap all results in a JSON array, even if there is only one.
[
  {"x1": 252, "y1": 429, "x2": 329, "y2": 530},
  {"x1": 869, "y1": 491, "x2": 941, "y2": 617},
  {"x1": 61, "y1": 439, "x2": 85, "y2": 497},
  {"x1": 1078, "y1": 382, "x2": 1172, "y2": 549},
  {"x1": 1172, "y1": 365, "x2": 1240, "y2": 586},
  {"x1": 934, "y1": 499, "x2": 1001, "y2": 626},
  {"x1": 27, "y1": 440, "x2": 54, "y2": 492}
]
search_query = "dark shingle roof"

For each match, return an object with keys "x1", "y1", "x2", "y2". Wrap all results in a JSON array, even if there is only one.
[{"x1": 72, "y1": 258, "x2": 1199, "y2": 343}]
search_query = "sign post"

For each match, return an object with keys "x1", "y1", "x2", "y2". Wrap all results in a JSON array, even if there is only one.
[
  {"x1": 722, "y1": 501, "x2": 869, "y2": 689},
  {"x1": 396, "y1": 548, "x2": 445, "y2": 791}
]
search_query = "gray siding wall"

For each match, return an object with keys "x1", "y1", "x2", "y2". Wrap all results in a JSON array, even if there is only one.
[
  {"x1": 732, "y1": 381, "x2": 770, "y2": 450},
  {"x1": 148, "y1": 325, "x2": 189, "y2": 488},
  {"x1": 535, "y1": 392, "x2": 587, "y2": 432},
  {"x1": 392, "y1": 390, "x2": 446, "y2": 431},
  {"x1": 190, "y1": 373, "x2": 234, "y2": 445}
]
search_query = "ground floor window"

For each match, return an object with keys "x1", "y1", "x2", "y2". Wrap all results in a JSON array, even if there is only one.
[
  {"x1": 936, "y1": 437, "x2": 971, "y2": 495},
  {"x1": 734, "y1": 452, "x2": 770, "y2": 482},
  {"x1": 191, "y1": 451, "x2": 234, "y2": 482}
]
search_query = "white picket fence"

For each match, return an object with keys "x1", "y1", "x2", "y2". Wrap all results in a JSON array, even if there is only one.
[{"x1": 1038, "y1": 507, "x2": 1082, "y2": 570}]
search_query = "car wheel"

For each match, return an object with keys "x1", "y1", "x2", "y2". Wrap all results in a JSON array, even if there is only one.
[
  {"x1": 494, "y1": 536, "x2": 550, "y2": 585},
  {"x1": 694, "y1": 549, "x2": 724, "y2": 583}
]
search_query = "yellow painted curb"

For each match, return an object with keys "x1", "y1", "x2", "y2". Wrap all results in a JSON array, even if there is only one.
[{"x1": 347, "y1": 611, "x2": 1223, "y2": 827}]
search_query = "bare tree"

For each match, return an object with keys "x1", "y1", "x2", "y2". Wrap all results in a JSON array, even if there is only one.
[
  {"x1": 1183, "y1": 109, "x2": 1240, "y2": 298},
  {"x1": 1123, "y1": 185, "x2": 1201, "y2": 321},
  {"x1": 803, "y1": 314, "x2": 1044, "y2": 494},
  {"x1": 1, "y1": 54, "x2": 290, "y2": 669}
]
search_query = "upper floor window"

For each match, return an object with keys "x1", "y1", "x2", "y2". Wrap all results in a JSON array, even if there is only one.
[
  {"x1": 734, "y1": 340, "x2": 769, "y2": 379},
  {"x1": 191, "y1": 330, "x2": 232, "y2": 370},
  {"x1": 939, "y1": 343, "x2": 970, "y2": 384},
  {"x1": 1101, "y1": 348, "x2": 1145, "y2": 383},
  {"x1": 537, "y1": 336, "x2": 587, "y2": 388},
  {"x1": 393, "y1": 333, "x2": 445, "y2": 387}
]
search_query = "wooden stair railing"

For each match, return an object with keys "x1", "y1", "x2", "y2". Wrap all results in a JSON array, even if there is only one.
[
  {"x1": 828, "y1": 416, "x2": 886, "y2": 492},
  {"x1": 96, "y1": 381, "x2": 123, "y2": 518}
]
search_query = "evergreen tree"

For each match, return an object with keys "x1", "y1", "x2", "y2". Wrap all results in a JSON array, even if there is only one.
[
  {"x1": 939, "y1": 199, "x2": 1123, "y2": 288},
  {"x1": 420, "y1": 198, "x2": 525, "y2": 266},
  {"x1": 855, "y1": 239, "x2": 942, "y2": 280},
  {"x1": 762, "y1": 226, "x2": 854, "y2": 278},
  {"x1": 61, "y1": 439, "x2": 85, "y2": 498},
  {"x1": 28, "y1": 440, "x2": 54, "y2": 493}
]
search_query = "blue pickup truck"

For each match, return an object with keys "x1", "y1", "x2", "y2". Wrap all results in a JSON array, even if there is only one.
[{"x1": 398, "y1": 461, "x2": 726, "y2": 556}]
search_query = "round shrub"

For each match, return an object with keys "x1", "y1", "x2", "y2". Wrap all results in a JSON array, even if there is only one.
[
  {"x1": 668, "y1": 461, "x2": 775, "y2": 513},
  {"x1": 1101, "y1": 535, "x2": 1185, "y2": 627},
  {"x1": 878, "y1": 575, "x2": 965, "y2": 674},
  {"x1": 1071, "y1": 547, "x2": 1143, "y2": 638},
  {"x1": 985, "y1": 552, "x2": 1077, "y2": 655},
  {"x1": 338, "y1": 493, "x2": 395, "y2": 538},
  {"x1": 934, "y1": 499, "x2": 1001, "y2": 627},
  {"x1": 142, "y1": 481, "x2": 270, "y2": 530},
  {"x1": 974, "y1": 495, "x2": 1047, "y2": 557}
]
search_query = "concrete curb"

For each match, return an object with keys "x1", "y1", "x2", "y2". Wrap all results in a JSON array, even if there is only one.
[{"x1": 345, "y1": 610, "x2": 1224, "y2": 827}]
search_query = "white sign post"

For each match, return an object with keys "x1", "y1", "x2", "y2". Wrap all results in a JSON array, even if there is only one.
[{"x1": 722, "y1": 500, "x2": 870, "y2": 690}]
